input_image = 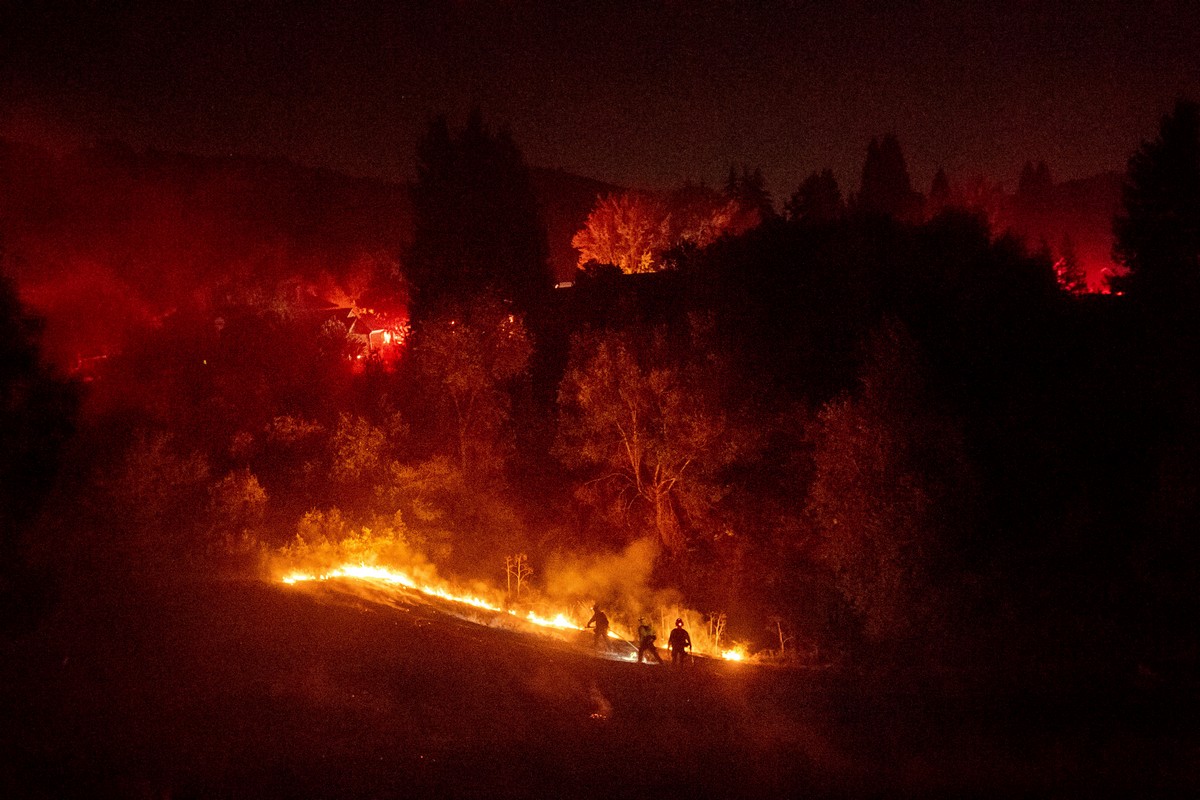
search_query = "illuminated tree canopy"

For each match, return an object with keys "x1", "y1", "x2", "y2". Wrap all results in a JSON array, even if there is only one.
[
  {"x1": 555, "y1": 326, "x2": 736, "y2": 553},
  {"x1": 571, "y1": 191, "x2": 672, "y2": 274},
  {"x1": 412, "y1": 297, "x2": 532, "y2": 479}
]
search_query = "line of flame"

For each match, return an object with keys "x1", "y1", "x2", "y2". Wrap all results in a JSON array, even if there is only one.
[{"x1": 281, "y1": 562, "x2": 747, "y2": 662}]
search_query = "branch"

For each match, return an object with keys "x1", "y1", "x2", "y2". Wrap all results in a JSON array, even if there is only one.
[
  {"x1": 615, "y1": 417, "x2": 643, "y2": 493},
  {"x1": 584, "y1": 472, "x2": 629, "y2": 489}
]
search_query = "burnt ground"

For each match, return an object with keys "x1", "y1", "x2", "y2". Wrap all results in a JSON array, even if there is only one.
[{"x1": 1, "y1": 578, "x2": 1196, "y2": 799}]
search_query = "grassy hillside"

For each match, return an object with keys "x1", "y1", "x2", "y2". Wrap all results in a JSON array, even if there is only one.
[{"x1": 2, "y1": 576, "x2": 1192, "y2": 798}]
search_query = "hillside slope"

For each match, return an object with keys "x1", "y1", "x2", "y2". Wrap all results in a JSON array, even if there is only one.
[{"x1": 2, "y1": 576, "x2": 1192, "y2": 798}]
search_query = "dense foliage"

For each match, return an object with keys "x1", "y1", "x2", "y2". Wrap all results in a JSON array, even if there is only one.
[{"x1": 2, "y1": 106, "x2": 1198, "y2": 696}]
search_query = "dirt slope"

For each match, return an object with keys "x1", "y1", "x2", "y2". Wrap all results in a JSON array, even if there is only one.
[{"x1": 1, "y1": 578, "x2": 1192, "y2": 798}]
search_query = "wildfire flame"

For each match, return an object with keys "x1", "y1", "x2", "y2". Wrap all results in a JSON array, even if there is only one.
[{"x1": 279, "y1": 561, "x2": 750, "y2": 662}]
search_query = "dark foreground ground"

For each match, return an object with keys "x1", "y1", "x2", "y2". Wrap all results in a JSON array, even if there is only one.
[{"x1": 1, "y1": 577, "x2": 1196, "y2": 799}]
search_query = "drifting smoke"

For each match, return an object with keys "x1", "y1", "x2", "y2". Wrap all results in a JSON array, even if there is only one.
[
  {"x1": 275, "y1": 528, "x2": 749, "y2": 659},
  {"x1": 19, "y1": 262, "x2": 157, "y2": 368},
  {"x1": 542, "y1": 537, "x2": 680, "y2": 618},
  {"x1": 539, "y1": 538, "x2": 741, "y2": 658}
]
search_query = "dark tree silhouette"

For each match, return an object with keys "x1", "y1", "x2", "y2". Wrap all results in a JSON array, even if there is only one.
[
  {"x1": 1113, "y1": 99, "x2": 1200, "y2": 307},
  {"x1": 785, "y1": 169, "x2": 844, "y2": 224},
  {"x1": 1017, "y1": 160, "x2": 1053, "y2": 200},
  {"x1": 407, "y1": 110, "x2": 551, "y2": 321},
  {"x1": 1110, "y1": 101, "x2": 1200, "y2": 683},
  {"x1": 927, "y1": 167, "x2": 951, "y2": 218},
  {"x1": 807, "y1": 319, "x2": 973, "y2": 644},
  {"x1": 856, "y1": 133, "x2": 923, "y2": 220},
  {"x1": 0, "y1": 265, "x2": 78, "y2": 628},
  {"x1": 725, "y1": 165, "x2": 776, "y2": 226}
]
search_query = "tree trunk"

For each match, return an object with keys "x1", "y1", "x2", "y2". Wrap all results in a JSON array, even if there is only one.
[{"x1": 653, "y1": 486, "x2": 684, "y2": 553}]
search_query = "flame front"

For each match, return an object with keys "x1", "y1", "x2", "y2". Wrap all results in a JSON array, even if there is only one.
[
  {"x1": 526, "y1": 611, "x2": 577, "y2": 630},
  {"x1": 279, "y1": 561, "x2": 750, "y2": 662}
]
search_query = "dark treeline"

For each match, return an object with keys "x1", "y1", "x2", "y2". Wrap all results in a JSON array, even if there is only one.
[
  {"x1": 0, "y1": 135, "x2": 610, "y2": 368},
  {"x1": 2, "y1": 103, "x2": 1198, "y2": 699}
]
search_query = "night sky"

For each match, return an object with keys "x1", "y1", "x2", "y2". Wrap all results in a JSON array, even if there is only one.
[{"x1": 3, "y1": 1, "x2": 1199, "y2": 193}]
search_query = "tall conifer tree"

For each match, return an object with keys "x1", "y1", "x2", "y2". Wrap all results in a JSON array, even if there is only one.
[
  {"x1": 407, "y1": 110, "x2": 550, "y2": 322},
  {"x1": 1113, "y1": 99, "x2": 1200, "y2": 307}
]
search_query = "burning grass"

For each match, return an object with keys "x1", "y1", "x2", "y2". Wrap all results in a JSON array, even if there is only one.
[{"x1": 273, "y1": 529, "x2": 751, "y2": 663}]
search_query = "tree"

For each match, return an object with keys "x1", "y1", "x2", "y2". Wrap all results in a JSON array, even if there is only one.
[
  {"x1": 207, "y1": 469, "x2": 268, "y2": 560},
  {"x1": 407, "y1": 110, "x2": 550, "y2": 320},
  {"x1": 0, "y1": 266, "x2": 78, "y2": 626},
  {"x1": 927, "y1": 167, "x2": 952, "y2": 218},
  {"x1": 555, "y1": 327, "x2": 735, "y2": 554},
  {"x1": 1017, "y1": 160, "x2": 1053, "y2": 201},
  {"x1": 246, "y1": 415, "x2": 327, "y2": 509},
  {"x1": 667, "y1": 182, "x2": 744, "y2": 248},
  {"x1": 725, "y1": 165, "x2": 776, "y2": 228},
  {"x1": 317, "y1": 318, "x2": 356, "y2": 362},
  {"x1": 856, "y1": 134, "x2": 923, "y2": 220},
  {"x1": 1111, "y1": 102, "x2": 1200, "y2": 664},
  {"x1": 1054, "y1": 233, "x2": 1088, "y2": 294},
  {"x1": 330, "y1": 413, "x2": 387, "y2": 485},
  {"x1": 706, "y1": 611, "x2": 728, "y2": 651},
  {"x1": 1113, "y1": 99, "x2": 1200, "y2": 306},
  {"x1": 372, "y1": 455, "x2": 525, "y2": 569},
  {"x1": 412, "y1": 297, "x2": 532, "y2": 478},
  {"x1": 806, "y1": 320, "x2": 973, "y2": 642},
  {"x1": 766, "y1": 614, "x2": 797, "y2": 657},
  {"x1": 785, "y1": 169, "x2": 844, "y2": 224},
  {"x1": 571, "y1": 191, "x2": 672, "y2": 273},
  {"x1": 107, "y1": 431, "x2": 212, "y2": 572},
  {"x1": 958, "y1": 175, "x2": 1007, "y2": 230},
  {"x1": 505, "y1": 553, "x2": 533, "y2": 597},
  {"x1": 572, "y1": 184, "x2": 754, "y2": 274}
]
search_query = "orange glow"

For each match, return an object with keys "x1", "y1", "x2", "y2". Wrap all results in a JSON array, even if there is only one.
[
  {"x1": 278, "y1": 560, "x2": 752, "y2": 664},
  {"x1": 525, "y1": 611, "x2": 577, "y2": 630}
]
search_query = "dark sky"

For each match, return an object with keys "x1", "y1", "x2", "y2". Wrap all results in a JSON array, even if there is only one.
[{"x1": 3, "y1": 1, "x2": 1198, "y2": 195}]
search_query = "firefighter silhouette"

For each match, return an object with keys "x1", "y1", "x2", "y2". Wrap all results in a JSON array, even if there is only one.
[{"x1": 667, "y1": 618, "x2": 692, "y2": 664}]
